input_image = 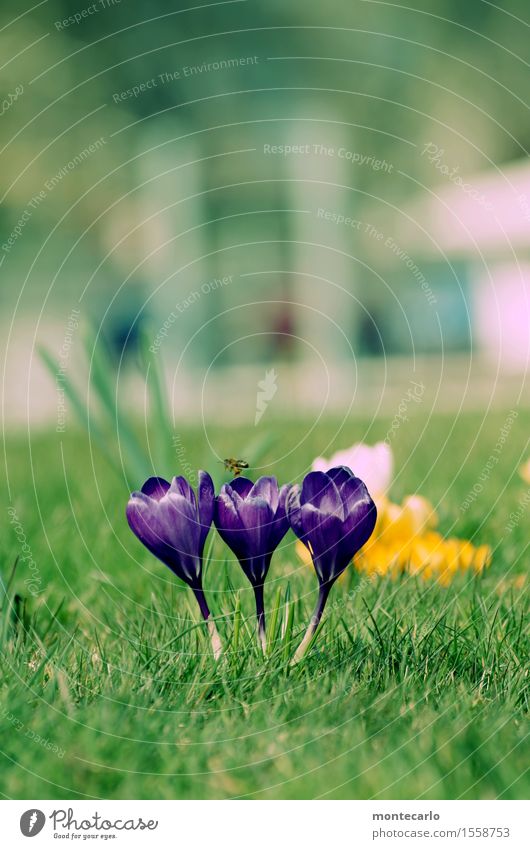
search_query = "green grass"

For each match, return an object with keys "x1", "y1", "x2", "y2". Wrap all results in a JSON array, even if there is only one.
[{"x1": 0, "y1": 409, "x2": 528, "y2": 799}]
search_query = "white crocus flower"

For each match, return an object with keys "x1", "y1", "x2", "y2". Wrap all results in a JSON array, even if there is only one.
[{"x1": 312, "y1": 441, "x2": 393, "y2": 500}]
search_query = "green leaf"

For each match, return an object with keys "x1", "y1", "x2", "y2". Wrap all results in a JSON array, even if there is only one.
[{"x1": 139, "y1": 325, "x2": 175, "y2": 475}]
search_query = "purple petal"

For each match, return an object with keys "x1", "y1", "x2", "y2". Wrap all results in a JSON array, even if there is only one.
[
  {"x1": 126, "y1": 489, "x2": 202, "y2": 586},
  {"x1": 127, "y1": 493, "x2": 166, "y2": 553},
  {"x1": 338, "y1": 482, "x2": 377, "y2": 564},
  {"x1": 197, "y1": 470, "x2": 214, "y2": 552},
  {"x1": 228, "y1": 476, "x2": 254, "y2": 498},
  {"x1": 286, "y1": 468, "x2": 377, "y2": 585},
  {"x1": 301, "y1": 471, "x2": 344, "y2": 519},
  {"x1": 169, "y1": 475, "x2": 197, "y2": 508},
  {"x1": 215, "y1": 485, "x2": 245, "y2": 532},
  {"x1": 140, "y1": 477, "x2": 170, "y2": 500},
  {"x1": 286, "y1": 485, "x2": 303, "y2": 538},
  {"x1": 161, "y1": 494, "x2": 201, "y2": 555},
  {"x1": 327, "y1": 465, "x2": 354, "y2": 490},
  {"x1": 238, "y1": 497, "x2": 274, "y2": 553},
  {"x1": 298, "y1": 503, "x2": 343, "y2": 582},
  {"x1": 214, "y1": 488, "x2": 250, "y2": 561},
  {"x1": 215, "y1": 479, "x2": 289, "y2": 582},
  {"x1": 278, "y1": 483, "x2": 290, "y2": 515},
  {"x1": 249, "y1": 476, "x2": 279, "y2": 512},
  {"x1": 268, "y1": 483, "x2": 291, "y2": 549},
  {"x1": 339, "y1": 474, "x2": 372, "y2": 517}
]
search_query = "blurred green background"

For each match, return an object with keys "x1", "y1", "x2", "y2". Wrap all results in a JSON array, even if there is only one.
[{"x1": 1, "y1": 0, "x2": 530, "y2": 431}]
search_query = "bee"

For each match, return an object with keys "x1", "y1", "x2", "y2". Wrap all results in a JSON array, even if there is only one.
[{"x1": 221, "y1": 458, "x2": 249, "y2": 476}]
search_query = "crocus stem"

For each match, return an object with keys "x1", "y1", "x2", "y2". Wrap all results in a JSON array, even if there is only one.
[
  {"x1": 192, "y1": 586, "x2": 222, "y2": 660},
  {"x1": 253, "y1": 583, "x2": 267, "y2": 653},
  {"x1": 292, "y1": 581, "x2": 333, "y2": 664}
]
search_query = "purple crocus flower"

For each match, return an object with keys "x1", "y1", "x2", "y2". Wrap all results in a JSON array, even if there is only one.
[
  {"x1": 287, "y1": 466, "x2": 377, "y2": 661},
  {"x1": 214, "y1": 476, "x2": 290, "y2": 651},
  {"x1": 126, "y1": 472, "x2": 222, "y2": 658}
]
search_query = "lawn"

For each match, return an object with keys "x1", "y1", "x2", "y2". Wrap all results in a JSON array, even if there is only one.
[{"x1": 0, "y1": 409, "x2": 528, "y2": 799}]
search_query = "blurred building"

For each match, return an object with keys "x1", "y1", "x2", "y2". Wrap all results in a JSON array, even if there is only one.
[
  {"x1": 2, "y1": 0, "x2": 530, "y2": 424},
  {"x1": 388, "y1": 158, "x2": 530, "y2": 372}
]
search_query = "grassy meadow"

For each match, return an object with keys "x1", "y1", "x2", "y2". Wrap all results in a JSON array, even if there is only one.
[{"x1": 0, "y1": 409, "x2": 528, "y2": 799}]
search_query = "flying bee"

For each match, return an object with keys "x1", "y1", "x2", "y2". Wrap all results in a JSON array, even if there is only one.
[{"x1": 221, "y1": 458, "x2": 249, "y2": 476}]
